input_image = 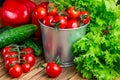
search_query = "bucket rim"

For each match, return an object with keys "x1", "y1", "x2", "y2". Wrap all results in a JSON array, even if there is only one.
[{"x1": 39, "y1": 20, "x2": 90, "y2": 31}]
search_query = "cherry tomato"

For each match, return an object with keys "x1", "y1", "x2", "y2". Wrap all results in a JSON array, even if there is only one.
[
  {"x1": 80, "y1": 11, "x2": 90, "y2": 25},
  {"x1": 9, "y1": 64, "x2": 23, "y2": 78},
  {"x1": 53, "y1": 16, "x2": 67, "y2": 29},
  {"x1": 4, "y1": 51, "x2": 17, "y2": 60},
  {"x1": 46, "y1": 61, "x2": 62, "y2": 78},
  {"x1": 42, "y1": 15, "x2": 54, "y2": 26},
  {"x1": 20, "y1": 47, "x2": 34, "y2": 56},
  {"x1": 48, "y1": 7, "x2": 58, "y2": 16},
  {"x1": 5, "y1": 58, "x2": 18, "y2": 70},
  {"x1": 38, "y1": 2, "x2": 49, "y2": 11},
  {"x1": 22, "y1": 54, "x2": 35, "y2": 67},
  {"x1": 2, "y1": 46, "x2": 12, "y2": 56},
  {"x1": 67, "y1": 19, "x2": 79, "y2": 29},
  {"x1": 21, "y1": 63, "x2": 31, "y2": 73},
  {"x1": 34, "y1": 6, "x2": 47, "y2": 20},
  {"x1": 67, "y1": 6, "x2": 80, "y2": 19}
]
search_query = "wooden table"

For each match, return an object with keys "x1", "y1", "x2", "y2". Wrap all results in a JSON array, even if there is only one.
[{"x1": 0, "y1": 55, "x2": 86, "y2": 80}]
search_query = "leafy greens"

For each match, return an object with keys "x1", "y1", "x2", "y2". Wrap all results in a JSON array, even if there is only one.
[{"x1": 72, "y1": 0, "x2": 120, "y2": 80}]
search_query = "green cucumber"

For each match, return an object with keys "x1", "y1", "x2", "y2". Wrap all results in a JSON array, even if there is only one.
[
  {"x1": 0, "y1": 26, "x2": 13, "y2": 33},
  {"x1": 23, "y1": 39, "x2": 42, "y2": 57},
  {"x1": 0, "y1": 24, "x2": 37, "y2": 48}
]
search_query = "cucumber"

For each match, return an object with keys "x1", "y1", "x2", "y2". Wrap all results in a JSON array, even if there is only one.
[
  {"x1": 0, "y1": 27, "x2": 13, "y2": 33},
  {"x1": 23, "y1": 39, "x2": 42, "y2": 57},
  {"x1": 0, "y1": 24, "x2": 37, "y2": 48}
]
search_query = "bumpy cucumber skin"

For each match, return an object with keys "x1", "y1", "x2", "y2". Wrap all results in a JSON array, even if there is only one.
[
  {"x1": 0, "y1": 24, "x2": 37, "y2": 48},
  {"x1": 0, "y1": 27, "x2": 13, "y2": 33},
  {"x1": 23, "y1": 39, "x2": 42, "y2": 57}
]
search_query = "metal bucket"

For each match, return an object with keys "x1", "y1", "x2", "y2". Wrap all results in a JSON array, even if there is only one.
[{"x1": 40, "y1": 21, "x2": 89, "y2": 67}]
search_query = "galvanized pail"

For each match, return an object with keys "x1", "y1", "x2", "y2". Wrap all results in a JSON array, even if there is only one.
[{"x1": 40, "y1": 21, "x2": 89, "y2": 67}]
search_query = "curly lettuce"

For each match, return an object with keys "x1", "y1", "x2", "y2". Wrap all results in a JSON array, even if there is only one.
[{"x1": 72, "y1": 0, "x2": 120, "y2": 80}]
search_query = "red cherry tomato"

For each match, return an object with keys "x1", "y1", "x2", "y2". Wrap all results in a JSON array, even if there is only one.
[
  {"x1": 67, "y1": 19, "x2": 79, "y2": 29},
  {"x1": 1, "y1": 0, "x2": 31, "y2": 26},
  {"x1": 42, "y1": 15, "x2": 54, "y2": 26},
  {"x1": 38, "y1": 2, "x2": 49, "y2": 11},
  {"x1": 67, "y1": 6, "x2": 80, "y2": 19},
  {"x1": 22, "y1": 54, "x2": 35, "y2": 67},
  {"x1": 46, "y1": 61, "x2": 62, "y2": 78},
  {"x1": 20, "y1": 47, "x2": 34, "y2": 55},
  {"x1": 9, "y1": 64, "x2": 23, "y2": 78},
  {"x1": 5, "y1": 58, "x2": 18, "y2": 70},
  {"x1": 22, "y1": 63, "x2": 31, "y2": 73},
  {"x1": 53, "y1": 16, "x2": 67, "y2": 29},
  {"x1": 2, "y1": 46, "x2": 12, "y2": 56},
  {"x1": 4, "y1": 51, "x2": 18, "y2": 60},
  {"x1": 80, "y1": 11, "x2": 90, "y2": 25},
  {"x1": 48, "y1": 7, "x2": 58, "y2": 16},
  {"x1": 34, "y1": 6, "x2": 47, "y2": 20}
]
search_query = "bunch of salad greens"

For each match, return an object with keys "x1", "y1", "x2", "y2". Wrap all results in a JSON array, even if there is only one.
[
  {"x1": 50, "y1": 0, "x2": 120, "y2": 79},
  {"x1": 71, "y1": 0, "x2": 120, "y2": 80}
]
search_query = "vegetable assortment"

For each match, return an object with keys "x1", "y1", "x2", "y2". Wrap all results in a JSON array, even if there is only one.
[
  {"x1": 2, "y1": 44, "x2": 36, "y2": 78},
  {"x1": 72, "y1": 0, "x2": 120, "y2": 80},
  {"x1": 0, "y1": 0, "x2": 120, "y2": 79}
]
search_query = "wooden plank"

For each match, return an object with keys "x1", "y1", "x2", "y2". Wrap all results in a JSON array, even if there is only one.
[
  {"x1": 18, "y1": 62, "x2": 46, "y2": 80},
  {"x1": 55, "y1": 66, "x2": 76, "y2": 80},
  {"x1": 29, "y1": 69, "x2": 45, "y2": 80},
  {"x1": 69, "y1": 73, "x2": 87, "y2": 80},
  {"x1": 0, "y1": 55, "x2": 4, "y2": 63},
  {"x1": 29, "y1": 63, "x2": 47, "y2": 80}
]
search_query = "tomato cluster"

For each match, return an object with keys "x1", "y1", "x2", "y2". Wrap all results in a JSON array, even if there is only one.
[
  {"x1": 2, "y1": 45, "x2": 36, "y2": 78},
  {"x1": 33, "y1": 2, "x2": 90, "y2": 29}
]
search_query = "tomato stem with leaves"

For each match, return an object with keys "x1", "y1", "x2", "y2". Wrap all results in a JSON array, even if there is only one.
[{"x1": 16, "y1": 45, "x2": 21, "y2": 64}]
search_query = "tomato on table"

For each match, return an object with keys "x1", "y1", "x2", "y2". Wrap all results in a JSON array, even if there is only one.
[
  {"x1": 9, "y1": 64, "x2": 23, "y2": 78},
  {"x1": 20, "y1": 47, "x2": 34, "y2": 56},
  {"x1": 2, "y1": 46, "x2": 13, "y2": 56},
  {"x1": 22, "y1": 63, "x2": 31, "y2": 73},
  {"x1": 4, "y1": 51, "x2": 17, "y2": 60},
  {"x1": 5, "y1": 57, "x2": 18, "y2": 70},
  {"x1": 46, "y1": 61, "x2": 62, "y2": 78},
  {"x1": 21, "y1": 54, "x2": 35, "y2": 67}
]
